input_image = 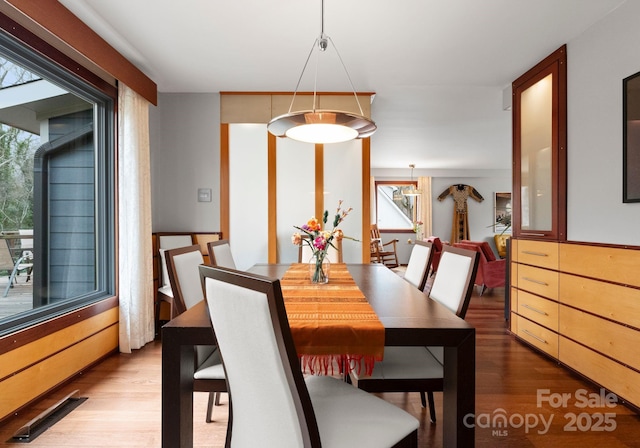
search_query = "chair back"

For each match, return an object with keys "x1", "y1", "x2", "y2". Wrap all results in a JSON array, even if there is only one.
[
  {"x1": 158, "y1": 234, "x2": 193, "y2": 288},
  {"x1": 460, "y1": 240, "x2": 497, "y2": 262},
  {"x1": 0, "y1": 239, "x2": 14, "y2": 271},
  {"x1": 165, "y1": 245, "x2": 205, "y2": 315},
  {"x1": 18, "y1": 229, "x2": 33, "y2": 251},
  {"x1": 403, "y1": 240, "x2": 433, "y2": 291},
  {"x1": 200, "y1": 265, "x2": 320, "y2": 447},
  {"x1": 207, "y1": 239, "x2": 236, "y2": 269},
  {"x1": 370, "y1": 224, "x2": 382, "y2": 240},
  {"x1": 428, "y1": 245, "x2": 479, "y2": 319},
  {"x1": 298, "y1": 236, "x2": 343, "y2": 263}
]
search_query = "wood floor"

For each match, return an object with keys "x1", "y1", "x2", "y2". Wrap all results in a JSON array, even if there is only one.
[{"x1": 1, "y1": 286, "x2": 639, "y2": 447}]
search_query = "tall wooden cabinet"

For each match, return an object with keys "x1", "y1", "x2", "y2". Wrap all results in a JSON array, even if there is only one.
[{"x1": 510, "y1": 45, "x2": 640, "y2": 410}]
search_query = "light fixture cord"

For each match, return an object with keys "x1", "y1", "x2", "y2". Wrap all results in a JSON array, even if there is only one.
[
  {"x1": 288, "y1": 39, "x2": 319, "y2": 114},
  {"x1": 327, "y1": 36, "x2": 366, "y2": 117}
]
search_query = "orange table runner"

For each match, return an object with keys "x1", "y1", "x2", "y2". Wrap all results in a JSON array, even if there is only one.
[{"x1": 281, "y1": 263, "x2": 384, "y2": 375}]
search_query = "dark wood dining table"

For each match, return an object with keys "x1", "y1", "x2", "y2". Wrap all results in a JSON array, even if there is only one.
[{"x1": 161, "y1": 263, "x2": 475, "y2": 447}]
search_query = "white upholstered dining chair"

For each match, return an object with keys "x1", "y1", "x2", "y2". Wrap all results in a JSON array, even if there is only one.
[
  {"x1": 350, "y1": 244, "x2": 479, "y2": 424},
  {"x1": 207, "y1": 239, "x2": 237, "y2": 269},
  {"x1": 402, "y1": 240, "x2": 433, "y2": 292},
  {"x1": 165, "y1": 244, "x2": 226, "y2": 423},
  {"x1": 155, "y1": 234, "x2": 193, "y2": 333},
  {"x1": 199, "y1": 264, "x2": 419, "y2": 447}
]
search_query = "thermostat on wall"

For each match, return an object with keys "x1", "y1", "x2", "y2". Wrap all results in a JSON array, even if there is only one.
[{"x1": 197, "y1": 188, "x2": 212, "y2": 202}]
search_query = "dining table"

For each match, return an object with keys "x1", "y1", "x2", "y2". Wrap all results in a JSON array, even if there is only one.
[{"x1": 161, "y1": 263, "x2": 475, "y2": 448}]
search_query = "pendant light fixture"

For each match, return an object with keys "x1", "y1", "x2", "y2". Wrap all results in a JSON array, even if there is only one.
[
  {"x1": 403, "y1": 164, "x2": 421, "y2": 196},
  {"x1": 267, "y1": 0, "x2": 377, "y2": 144}
]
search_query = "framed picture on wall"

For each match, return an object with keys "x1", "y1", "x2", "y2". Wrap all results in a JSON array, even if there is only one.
[
  {"x1": 623, "y1": 70, "x2": 640, "y2": 202},
  {"x1": 494, "y1": 192, "x2": 512, "y2": 234}
]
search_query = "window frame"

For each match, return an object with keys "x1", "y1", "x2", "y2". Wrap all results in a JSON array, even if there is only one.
[
  {"x1": 0, "y1": 18, "x2": 116, "y2": 336},
  {"x1": 374, "y1": 180, "x2": 420, "y2": 233}
]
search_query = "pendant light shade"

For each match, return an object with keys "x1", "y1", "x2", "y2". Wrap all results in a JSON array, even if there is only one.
[
  {"x1": 267, "y1": 0, "x2": 376, "y2": 144},
  {"x1": 268, "y1": 111, "x2": 376, "y2": 144}
]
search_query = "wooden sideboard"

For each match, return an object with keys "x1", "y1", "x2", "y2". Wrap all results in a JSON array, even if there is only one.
[{"x1": 510, "y1": 239, "x2": 640, "y2": 409}]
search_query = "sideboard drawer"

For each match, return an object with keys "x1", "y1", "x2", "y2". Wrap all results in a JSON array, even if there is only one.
[
  {"x1": 517, "y1": 290, "x2": 558, "y2": 332},
  {"x1": 516, "y1": 240, "x2": 558, "y2": 270},
  {"x1": 516, "y1": 264, "x2": 559, "y2": 300},
  {"x1": 559, "y1": 305, "x2": 640, "y2": 372},
  {"x1": 560, "y1": 336, "x2": 640, "y2": 409},
  {"x1": 515, "y1": 315, "x2": 558, "y2": 358},
  {"x1": 559, "y1": 272, "x2": 640, "y2": 329}
]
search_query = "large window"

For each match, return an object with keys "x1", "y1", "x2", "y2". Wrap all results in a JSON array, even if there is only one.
[
  {"x1": 0, "y1": 28, "x2": 115, "y2": 335},
  {"x1": 375, "y1": 181, "x2": 419, "y2": 231}
]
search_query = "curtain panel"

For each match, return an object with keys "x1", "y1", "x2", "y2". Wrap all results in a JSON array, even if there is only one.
[
  {"x1": 118, "y1": 83, "x2": 154, "y2": 352},
  {"x1": 418, "y1": 176, "x2": 433, "y2": 238}
]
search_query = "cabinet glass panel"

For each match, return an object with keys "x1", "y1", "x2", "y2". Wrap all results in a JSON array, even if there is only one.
[{"x1": 520, "y1": 73, "x2": 553, "y2": 231}]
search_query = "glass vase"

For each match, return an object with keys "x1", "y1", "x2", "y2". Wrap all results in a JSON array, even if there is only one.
[{"x1": 309, "y1": 254, "x2": 330, "y2": 284}]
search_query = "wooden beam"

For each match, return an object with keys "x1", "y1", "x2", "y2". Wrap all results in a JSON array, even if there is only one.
[
  {"x1": 220, "y1": 124, "x2": 230, "y2": 240},
  {"x1": 268, "y1": 133, "x2": 277, "y2": 263}
]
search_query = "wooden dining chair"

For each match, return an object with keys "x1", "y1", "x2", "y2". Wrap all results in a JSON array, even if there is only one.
[
  {"x1": 156, "y1": 234, "x2": 194, "y2": 335},
  {"x1": 207, "y1": 239, "x2": 236, "y2": 269},
  {"x1": 165, "y1": 245, "x2": 226, "y2": 423},
  {"x1": 199, "y1": 264, "x2": 419, "y2": 447},
  {"x1": 402, "y1": 240, "x2": 433, "y2": 292},
  {"x1": 350, "y1": 244, "x2": 479, "y2": 423},
  {"x1": 370, "y1": 224, "x2": 399, "y2": 268}
]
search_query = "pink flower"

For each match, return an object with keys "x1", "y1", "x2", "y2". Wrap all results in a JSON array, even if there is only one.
[
  {"x1": 291, "y1": 233, "x2": 302, "y2": 246},
  {"x1": 313, "y1": 236, "x2": 326, "y2": 251}
]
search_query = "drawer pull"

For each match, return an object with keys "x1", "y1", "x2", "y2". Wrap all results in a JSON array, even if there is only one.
[
  {"x1": 521, "y1": 250, "x2": 548, "y2": 257},
  {"x1": 521, "y1": 303, "x2": 548, "y2": 316},
  {"x1": 522, "y1": 276, "x2": 549, "y2": 286},
  {"x1": 521, "y1": 233, "x2": 546, "y2": 237},
  {"x1": 522, "y1": 329, "x2": 547, "y2": 344}
]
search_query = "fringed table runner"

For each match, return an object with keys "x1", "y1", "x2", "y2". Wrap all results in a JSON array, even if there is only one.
[{"x1": 281, "y1": 263, "x2": 384, "y2": 375}]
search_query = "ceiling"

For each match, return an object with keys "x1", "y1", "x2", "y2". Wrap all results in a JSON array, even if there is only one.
[{"x1": 59, "y1": 0, "x2": 626, "y2": 170}]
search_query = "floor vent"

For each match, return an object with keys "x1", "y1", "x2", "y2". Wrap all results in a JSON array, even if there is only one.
[{"x1": 8, "y1": 390, "x2": 87, "y2": 444}]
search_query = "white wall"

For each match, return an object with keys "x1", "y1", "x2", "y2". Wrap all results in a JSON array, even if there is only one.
[
  {"x1": 149, "y1": 0, "x2": 640, "y2": 249},
  {"x1": 567, "y1": 0, "x2": 640, "y2": 245},
  {"x1": 149, "y1": 93, "x2": 220, "y2": 232}
]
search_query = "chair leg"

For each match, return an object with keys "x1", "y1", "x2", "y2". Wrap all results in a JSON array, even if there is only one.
[
  {"x1": 154, "y1": 298, "x2": 161, "y2": 339},
  {"x1": 206, "y1": 392, "x2": 215, "y2": 423},
  {"x1": 214, "y1": 392, "x2": 221, "y2": 406},
  {"x1": 427, "y1": 391, "x2": 436, "y2": 423},
  {"x1": 4, "y1": 262, "x2": 24, "y2": 297},
  {"x1": 420, "y1": 391, "x2": 426, "y2": 408}
]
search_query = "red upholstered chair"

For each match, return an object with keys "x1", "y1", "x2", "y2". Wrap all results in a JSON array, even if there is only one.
[
  {"x1": 456, "y1": 240, "x2": 505, "y2": 295},
  {"x1": 425, "y1": 236, "x2": 443, "y2": 276}
]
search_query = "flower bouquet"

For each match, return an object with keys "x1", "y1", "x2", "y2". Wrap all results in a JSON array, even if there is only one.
[{"x1": 292, "y1": 200, "x2": 352, "y2": 283}]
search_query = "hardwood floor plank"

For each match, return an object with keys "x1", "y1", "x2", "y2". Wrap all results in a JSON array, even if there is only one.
[{"x1": 0, "y1": 285, "x2": 638, "y2": 447}]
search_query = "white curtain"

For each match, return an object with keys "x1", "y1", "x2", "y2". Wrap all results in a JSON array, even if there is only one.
[
  {"x1": 118, "y1": 83, "x2": 154, "y2": 352},
  {"x1": 418, "y1": 176, "x2": 433, "y2": 238}
]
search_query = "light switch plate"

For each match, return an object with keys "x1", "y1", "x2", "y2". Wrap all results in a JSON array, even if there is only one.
[{"x1": 197, "y1": 188, "x2": 212, "y2": 202}]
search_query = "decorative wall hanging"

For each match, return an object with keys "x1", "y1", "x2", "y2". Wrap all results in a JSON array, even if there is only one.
[{"x1": 437, "y1": 184, "x2": 484, "y2": 243}]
